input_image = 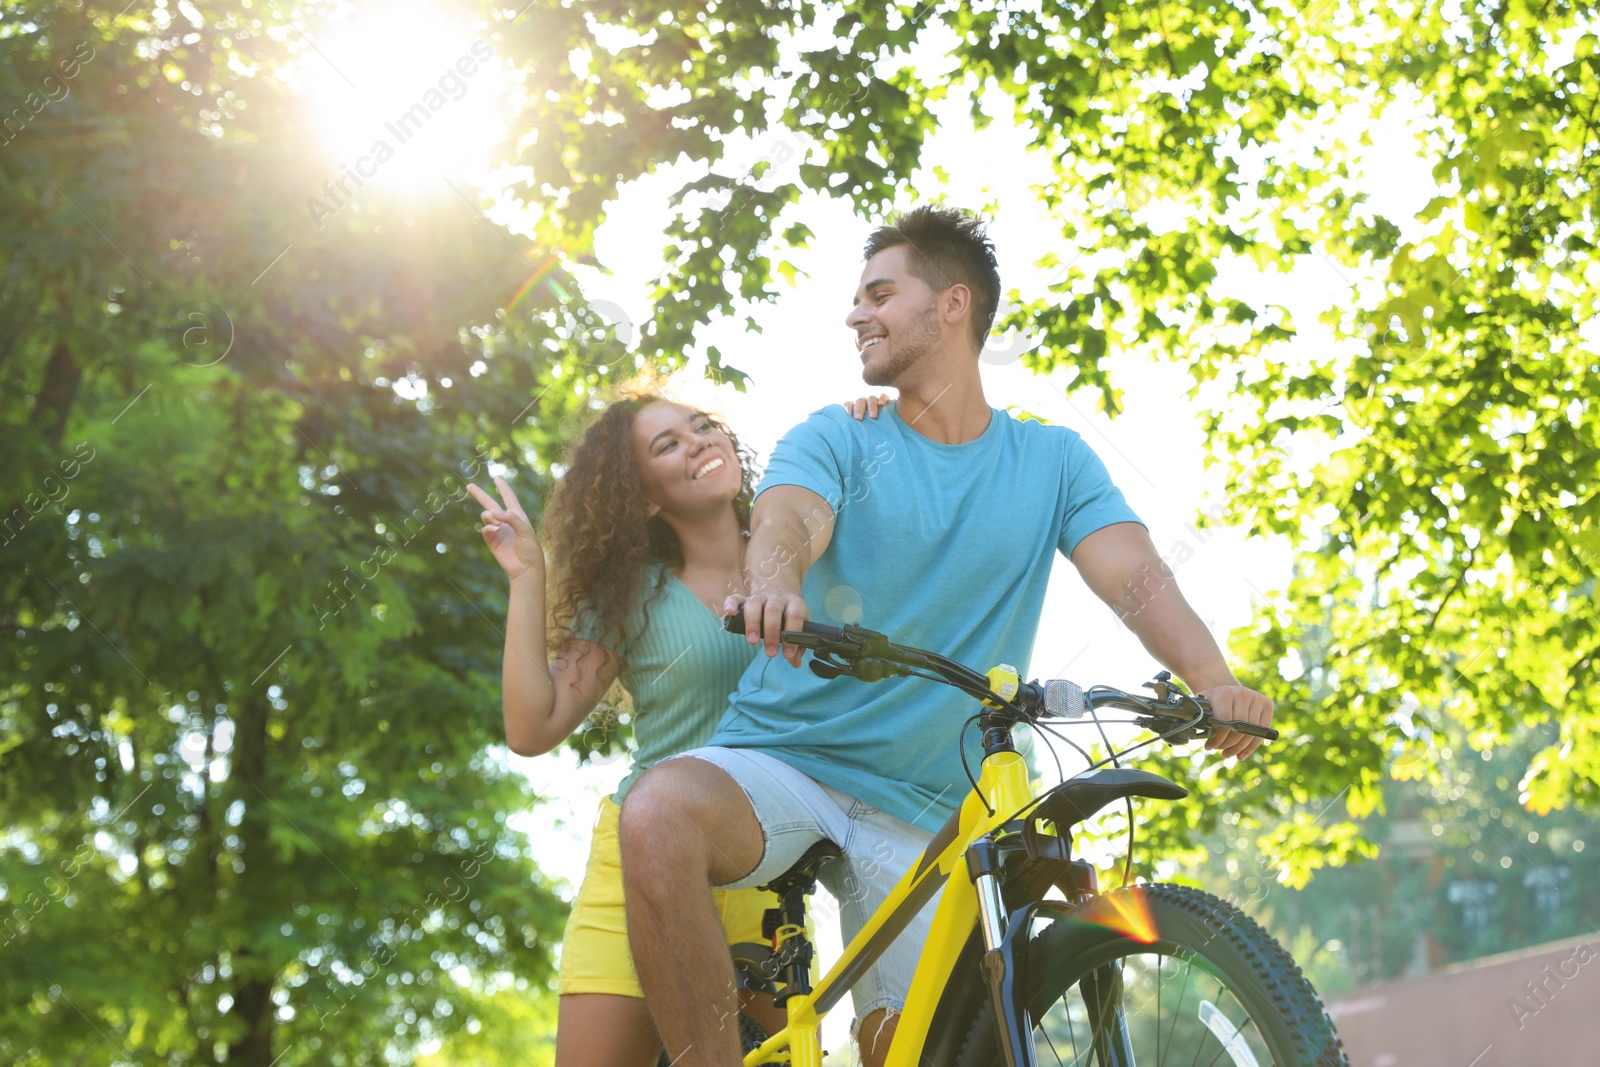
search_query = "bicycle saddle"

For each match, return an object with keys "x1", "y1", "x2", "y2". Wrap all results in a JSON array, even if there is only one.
[{"x1": 759, "y1": 839, "x2": 842, "y2": 894}]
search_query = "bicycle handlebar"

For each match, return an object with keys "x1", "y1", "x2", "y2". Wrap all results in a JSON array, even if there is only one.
[
  {"x1": 721, "y1": 613, "x2": 847, "y2": 646},
  {"x1": 720, "y1": 613, "x2": 1278, "y2": 744}
]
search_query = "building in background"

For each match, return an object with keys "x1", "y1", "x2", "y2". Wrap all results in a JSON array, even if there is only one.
[{"x1": 1325, "y1": 933, "x2": 1598, "y2": 1066}]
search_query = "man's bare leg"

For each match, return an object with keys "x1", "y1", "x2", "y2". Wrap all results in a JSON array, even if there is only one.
[
  {"x1": 620, "y1": 758, "x2": 765, "y2": 1067},
  {"x1": 858, "y1": 1007, "x2": 899, "y2": 1067}
]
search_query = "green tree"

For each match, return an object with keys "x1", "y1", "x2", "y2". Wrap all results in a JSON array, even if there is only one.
[
  {"x1": 1, "y1": 1, "x2": 598, "y2": 1062},
  {"x1": 1199, "y1": 3, "x2": 1600, "y2": 877},
  {"x1": 1182, "y1": 718, "x2": 1600, "y2": 994}
]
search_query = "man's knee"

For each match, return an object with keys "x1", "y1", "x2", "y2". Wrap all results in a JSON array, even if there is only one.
[
  {"x1": 618, "y1": 762, "x2": 701, "y2": 864},
  {"x1": 618, "y1": 756, "x2": 761, "y2": 885}
]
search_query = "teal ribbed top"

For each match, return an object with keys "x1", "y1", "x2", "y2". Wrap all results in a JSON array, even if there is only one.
[{"x1": 572, "y1": 562, "x2": 757, "y2": 800}]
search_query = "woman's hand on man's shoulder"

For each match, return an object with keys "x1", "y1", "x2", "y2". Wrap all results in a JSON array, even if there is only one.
[{"x1": 841, "y1": 393, "x2": 893, "y2": 420}]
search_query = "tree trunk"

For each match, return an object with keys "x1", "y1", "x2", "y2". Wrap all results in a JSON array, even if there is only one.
[
  {"x1": 230, "y1": 976, "x2": 278, "y2": 1066},
  {"x1": 224, "y1": 696, "x2": 278, "y2": 1066},
  {"x1": 30, "y1": 339, "x2": 81, "y2": 448}
]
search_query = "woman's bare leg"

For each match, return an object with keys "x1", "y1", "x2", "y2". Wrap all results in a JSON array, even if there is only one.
[
  {"x1": 555, "y1": 993, "x2": 662, "y2": 1067},
  {"x1": 739, "y1": 989, "x2": 786, "y2": 1043}
]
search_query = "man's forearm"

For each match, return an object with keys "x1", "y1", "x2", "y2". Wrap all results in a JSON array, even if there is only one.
[
  {"x1": 1116, "y1": 558, "x2": 1238, "y2": 690},
  {"x1": 1075, "y1": 525, "x2": 1271, "y2": 756},
  {"x1": 744, "y1": 488, "x2": 835, "y2": 596},
  {"x1": 735, "y1": 487, "x2": 836, "y2": 663},
  {"x1": 746, "y1": 506, "x2": 817, "y2": 595}
]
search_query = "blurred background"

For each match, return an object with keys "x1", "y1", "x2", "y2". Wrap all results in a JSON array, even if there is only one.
[{"x1": 2, "y1": 0, "x2": 1597, "y2": 1063}]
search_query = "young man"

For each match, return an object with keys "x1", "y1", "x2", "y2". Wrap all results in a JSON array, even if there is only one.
[{"x1": 618, "y1": 206, "x2": 1274, "y2": 1067}]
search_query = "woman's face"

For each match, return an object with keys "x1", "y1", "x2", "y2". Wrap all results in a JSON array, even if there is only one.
[{"x1": 629, "y1": 401, "x2": 741, "y2": 521}]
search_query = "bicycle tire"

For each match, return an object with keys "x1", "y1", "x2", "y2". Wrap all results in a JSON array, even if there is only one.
[{"x1": 952, "y1": 884, "x2": 1347, "y2": 1067}]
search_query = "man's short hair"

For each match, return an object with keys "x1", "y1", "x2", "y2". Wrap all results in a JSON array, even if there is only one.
[{"x1": 863, "y1": 206, "x2": 1002, "y2": 351}]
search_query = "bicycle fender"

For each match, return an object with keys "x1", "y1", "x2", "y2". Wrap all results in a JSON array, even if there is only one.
[{"x1": 1034, "y1": 768, "x2": 1188, "y2": 830}]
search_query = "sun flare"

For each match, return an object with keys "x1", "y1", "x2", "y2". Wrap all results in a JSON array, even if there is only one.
[
  {"x1": 1094, "y1": 889, "x2": 1160, "y2": 944},
  {"x1": 296, "y1": 4, "x2": 509, "y2": 199}
]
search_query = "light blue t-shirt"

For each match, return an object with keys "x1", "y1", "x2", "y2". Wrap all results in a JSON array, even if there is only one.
[{"x1": 707, "y1": 403, "x2": 1143, "y2": 832}]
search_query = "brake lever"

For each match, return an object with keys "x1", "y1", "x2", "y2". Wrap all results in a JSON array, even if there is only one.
[
  {"x1": 1143, "y1": 672, "x2": 1279, "y2": 742},
  {"x1": 1135, "y1": 715, "x2": 1210, "y2": 743},
  {"x1": 809, "y1": 658, "x2": 845, "y2": 680},
  {"x1": 808, "y1": 654, "x2": 903, "y2": 684}
]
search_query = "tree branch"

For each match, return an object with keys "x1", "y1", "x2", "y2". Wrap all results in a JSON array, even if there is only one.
[{"x1": 1421, "y1": 549, "x2": 1474, "y2": 644}]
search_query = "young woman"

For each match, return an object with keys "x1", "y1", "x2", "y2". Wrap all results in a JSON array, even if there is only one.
[{"x1": 468, "y1": 389, "x2": 889, "y2": 1066}]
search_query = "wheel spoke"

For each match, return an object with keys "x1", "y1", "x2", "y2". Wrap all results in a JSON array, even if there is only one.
[
  {"x1": 1203, "y1": 984, "x2": 1241, "y2": 1067},
  {"x1": 1039, "y1": 1006, "x2": 1069, "y2": 1067},
  {"x1": 1163, "y1": 953, "x2": 1194, "y2": 1061},
  {"x1": 1121, "y1": 956, "x2": 1136, "y2": 1067},
  {"x1": 1198, "y1": 985, "x2": 1263, "y2": 1067},
  {"x1": 1164, "y1": 953, "x2": 1190, "y2": 1062},
  {"x1": 1066, "y1": 984, "x2": 1083, "y2": 1064},
  {"x1": 1188, "y1": 994, "x2": 1206, "y2": 1067},
  {"x1": 1155, "y1": 950, "x2": 1162, "y2": 1067}
]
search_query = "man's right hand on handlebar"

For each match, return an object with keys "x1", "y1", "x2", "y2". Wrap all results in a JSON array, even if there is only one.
[
  {"x1": 1196, "y1": 683, "x2": 1275, "y2": 761},
  {"x1": 724, "y1": 588, "x2": 811, "y2": 668}
]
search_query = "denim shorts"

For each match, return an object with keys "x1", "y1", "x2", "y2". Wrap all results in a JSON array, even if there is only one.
[{"x1": 665, "y1": 745, "x2": 941, "y2": 1038}]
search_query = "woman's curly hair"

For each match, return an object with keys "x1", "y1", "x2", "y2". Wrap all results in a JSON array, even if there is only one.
[{"x1": 542, "y1": 392, "x2": 758, "y2": 669}]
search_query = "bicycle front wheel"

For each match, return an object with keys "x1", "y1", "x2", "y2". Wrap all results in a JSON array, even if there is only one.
[{"x1": 954, "y1": 884, "x2": 1347, "y2": 1067}]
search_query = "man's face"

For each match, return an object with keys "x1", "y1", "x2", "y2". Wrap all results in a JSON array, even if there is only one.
[{"x1": 846, "y1": 245, "x2": 944, "y2": 388}]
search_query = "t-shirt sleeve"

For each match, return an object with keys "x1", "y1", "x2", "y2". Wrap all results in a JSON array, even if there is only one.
[
  {"x1": 1058, "y1": 431, "x2": 1144, "y2": 557},
  {"x1": 755, "y1": 407, "x2": 853, "y2": 511}
]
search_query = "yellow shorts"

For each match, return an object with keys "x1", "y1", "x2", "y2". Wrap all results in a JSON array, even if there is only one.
[{"x1": 557, "y1": 796, "x2": 779, "y2": 998}]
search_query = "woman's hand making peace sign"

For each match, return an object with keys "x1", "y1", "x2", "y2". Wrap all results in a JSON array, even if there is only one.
[{"x1": 467, "y1": 476, "x2": 544, "y2": 582}]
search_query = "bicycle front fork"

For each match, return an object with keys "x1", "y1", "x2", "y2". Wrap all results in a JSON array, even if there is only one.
[
  {"x1": 968, "y1": 840, "x2": 1137, "y2": 1067},
  {"x1": 968, "y1": 839, "x2": 1035, "y2": 1067}
]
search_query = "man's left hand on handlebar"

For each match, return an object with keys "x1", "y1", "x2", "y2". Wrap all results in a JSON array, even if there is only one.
[
  {"x1": 724, "y1": 589, "x2": 811, "y2": 668},
  {"x1": 1197, "y1": 684, "x2": 1275, "y2": 760}
]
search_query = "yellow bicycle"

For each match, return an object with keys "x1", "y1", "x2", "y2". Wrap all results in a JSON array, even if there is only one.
[{"x1": 722, "y1": 616, "x2": 1347, "y2": 1067}]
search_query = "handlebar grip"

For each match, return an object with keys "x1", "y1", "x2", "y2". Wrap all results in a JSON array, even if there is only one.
[
  {"x1": 1216, "y1": 719, "x2": 1279, "y2": 742},
  {"x1": 720, "y1": 614, "x2": 846, "y2": 642}
]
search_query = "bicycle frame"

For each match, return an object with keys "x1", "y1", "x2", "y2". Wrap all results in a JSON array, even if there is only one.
[{"x1": 743, "y1": 746, "x2": 1034, "y2": 1067}]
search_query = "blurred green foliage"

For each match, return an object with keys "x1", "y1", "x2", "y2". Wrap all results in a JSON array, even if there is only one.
[{"x1": 1183, "y1": 719, "x2": 1600, "y2": 995}]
